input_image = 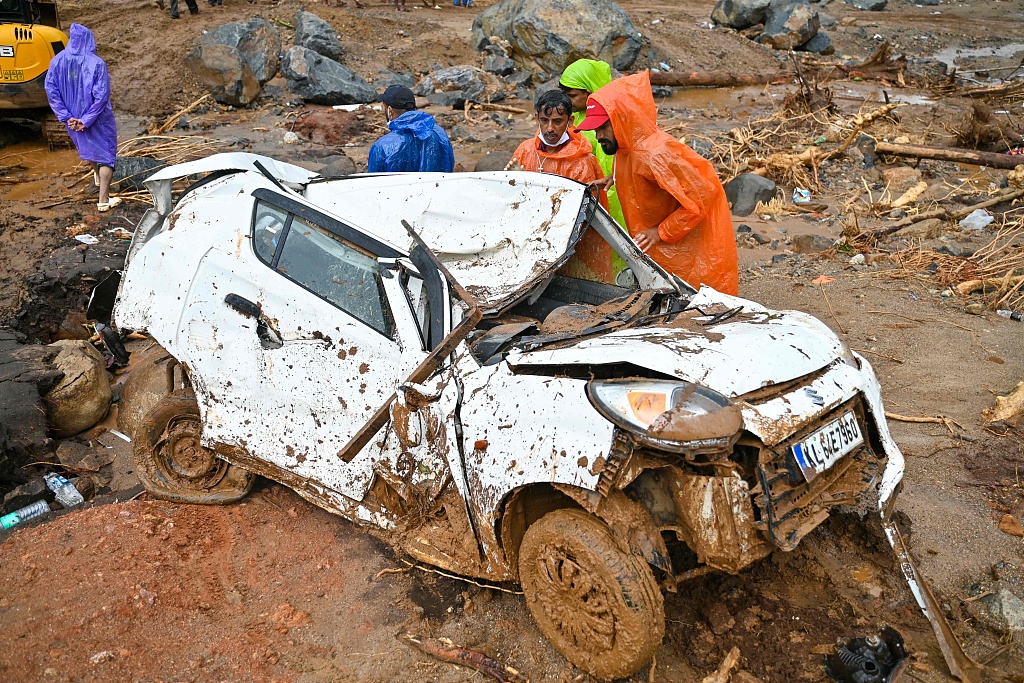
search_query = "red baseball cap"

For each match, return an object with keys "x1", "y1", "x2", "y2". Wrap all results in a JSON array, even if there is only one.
[{"x1": 575, "y1": 99, "x2": 610, "y2": 131}]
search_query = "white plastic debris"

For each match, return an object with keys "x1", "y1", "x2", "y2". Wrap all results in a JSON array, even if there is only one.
[
  {"x1": 959, "y1": 208, "x2": 995, "y2": 231},
  {"x1": 75, "y1": 234, "x2": 99, "y2": 245},
  {"x1": 283, "y1": 131, "x2": 300, "y2": 144},
  {"x1": 793, "y1": 188, "x2": 812, "y2": 204},
  {"x1": 849, "y1": 253, "x2": 866, "y2": 266}
]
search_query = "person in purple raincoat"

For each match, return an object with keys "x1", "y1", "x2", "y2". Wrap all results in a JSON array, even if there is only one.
[{"x1": 44, "y1": 24, "x2": 121, "y2": 212}]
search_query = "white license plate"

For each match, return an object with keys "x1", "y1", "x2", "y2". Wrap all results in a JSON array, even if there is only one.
[{"x1": 790, "y1": 411, "x2": 863, "y2": 482}]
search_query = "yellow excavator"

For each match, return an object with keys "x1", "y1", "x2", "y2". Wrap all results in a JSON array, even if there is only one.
[{"x1": 0, "y1": 0, "x2": 70, "y2": 148}]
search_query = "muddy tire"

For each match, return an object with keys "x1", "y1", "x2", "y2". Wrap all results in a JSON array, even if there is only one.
[
  {"x1": 518, "y1": 508, "x2": 664, "y2": 680},
  {"x1": 133, "y1": 393, "x2": 254, "y2": 505}
]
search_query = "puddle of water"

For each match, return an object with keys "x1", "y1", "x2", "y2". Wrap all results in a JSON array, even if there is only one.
[
  {"x1": 659, "y1": 85, "x2": 783, "y2": 111},
  {"x1": 932, "y1": 43, "x2": 1024, "y2": 71},
  {"x1": 838, "y1": 81, "x2": 935, "y2": 105}
]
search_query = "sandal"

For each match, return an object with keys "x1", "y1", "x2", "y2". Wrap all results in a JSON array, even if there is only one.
[{"x1": 97, "y1": 197, "x2": 123, "y2": 212}]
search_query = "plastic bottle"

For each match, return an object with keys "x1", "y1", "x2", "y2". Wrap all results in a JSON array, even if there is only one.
[
  {"x1": 44, "y1": 473, "x2": 85, "y2": 509},
  {"x1": 1, "y1": 500, "x2": 50, "y2": 530},
  {"x1": 997, "y1": 309, "x2": 1023, "y2": 322}
]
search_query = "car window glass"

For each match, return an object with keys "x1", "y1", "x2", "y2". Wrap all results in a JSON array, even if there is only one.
[
  {"x1": 403, "y1": 273, "x2": 430, "y2": 344},
  {"x1": 276, "y1": 216, "x2": 392, "y2": 335},
  {"x1": 253, "y1": 203, "x2": 289, "y2": 265}
]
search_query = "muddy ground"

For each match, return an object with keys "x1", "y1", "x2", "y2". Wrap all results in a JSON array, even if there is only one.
[{"x1": 2, "y1": 0, "x2": 1024, "y2": 681}]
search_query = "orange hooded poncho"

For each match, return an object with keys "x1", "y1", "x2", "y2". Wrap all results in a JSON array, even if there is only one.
[
  {"x1": 589, "y1": 72, "x2": 739, "y2": 295},
  {"x1": 512, "y1": 128, "x2": 604, "y2": 184}
]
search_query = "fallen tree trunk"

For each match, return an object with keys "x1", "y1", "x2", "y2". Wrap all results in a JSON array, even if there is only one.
[
  {"x1": 875, "y1": 142, "x2": 1024, "y2": 170},
  {"x1": 646, "y1": 71, "x2": 790, "y2": 87}
]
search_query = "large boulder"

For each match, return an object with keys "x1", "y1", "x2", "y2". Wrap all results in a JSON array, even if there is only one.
[
  {"x1": 200, "y1": 18, "x2": 282, "y2": 84},
  {"x1": 184, "y1": 43, "x2": 261, "y2": 106},
  {"x1": 413, "y1": 65, "x2": 504, "y2": 104},
  {"x1": 711, "y1": 0, "x2": 772, "y2": 30},
  {"x1": 113, "y1": 156, "x2": 167, "y2": 191},
  {"x1": 294, "y1": 10, "x2": 344, "y2": 62},
  {"x1": 803, "y1": 31, "x2": 834, "y2": 55},
  {"x1": 43, "y1": 340, "x2": 111, "y2": 439},
  {"x1": 281, "y1": 46, "x2": 376, "y2": 105},
  {"x1": 759, "y1": 2, "x2": 819, "y2": 50},
  {"x1": 471, "y1": 0, "x2": 641, "y2": 75},
  {"x1": 724, "y1": 174, "x2": 777, "y2": 216}
]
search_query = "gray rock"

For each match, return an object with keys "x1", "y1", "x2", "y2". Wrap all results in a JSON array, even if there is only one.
[
  {"x1": 201, "y1": 18, "x2": 282, "y2": 84},
  {"x1": 689, "y1": 138, "x2": 715, "y2": 160},
  {"x1": 760, "y1": 3, "x2": 820, "y2": 49},
  {"x1": 294, "y1": 10, "x2": 344, "y2": 62},
  {"x1": 791, "y1": 233, "x2": 834, "y2": 253},
  {"x1": 984, "y1": 589, "x2": 1024, "y2": 636},
  {"x1": 281, "y1": 46, "x2": 376, "y2": 105},
  {"x1": 374, "y1": 69, "x2": 416, "y2": 89},
  {"x1": 803, "y1": 31, "x2": 834, "y2": 54},
  {"x1": 414, "y1": 65, "x2": 503, "y2": 104},
  {"x1": 846, "y1": 0, "x2": 887, "y2": 9},
  {"x1": 484, "y1": 52, "x2": 516, "y2": 76},
  {"x1": 318, "y1": 155, "x2": 358, "y2": 178},
  {"x1": 184, "y1": 43, "x2": 261, "y2": 106},
  {"x1": 818, "y1": 11, "x2": 836, "y2": 27},
  {"x1": 472, "y1": 0, "x2": 641, "y2": 75},
  {"x1": 711, "y1": 0, "x2": 772, "y2": 29},
  {"x1": 474, "y1": 151, "x2": 514, "y2": 171},
  {"x1": 504, "y1": 70, "x2": 533, "y2": 87},
  {"x1": 449, "y1": 125, "x2": 480, "y2": 143},
  {"x1": 113, "y1": 156, "x2": 167, "y2": 191},
  {"x1": 652, "y1": 85, "x2": 673, "y2": 99},
  {"x1": 724, "y1": 173, "x2": 778, "y2": 216},
  {"x1": 918, "y1": 0, "x2": 939, "y2": 4},
  {"x1": 2, "y1": 479, "x2": 51, "y2": 514}
]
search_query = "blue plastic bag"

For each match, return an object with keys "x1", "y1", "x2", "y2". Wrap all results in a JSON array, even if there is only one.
[
  {"x1": 44, "y1": 24, "x2": 118, "y2": 168},
  {"x1": 368, "y1": 110, "x2": 455, "y2": 173}
]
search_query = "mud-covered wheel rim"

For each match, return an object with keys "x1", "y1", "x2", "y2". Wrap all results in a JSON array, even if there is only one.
[
  {"x1": 154, "y1": 415, "x2": 228, "y2": 488},
  {"x1": 533, "y1": 543, "x2": 616, "y2": 653},
  {"x1": 133, "y1": 393, "x2": 254, "y2": 505},
  {"x1": 518, "y1": 508, "x2": 665, "y2": 681}
]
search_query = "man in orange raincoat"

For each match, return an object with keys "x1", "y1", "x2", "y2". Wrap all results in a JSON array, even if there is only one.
[
  {"x1": 576, "y1": 72, "x2": 739, "y2": 295},
  {"x1": 511, "y1": 90, "x2": 603, "y2": 185}
]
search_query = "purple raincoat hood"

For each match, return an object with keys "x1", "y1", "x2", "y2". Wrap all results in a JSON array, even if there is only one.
[{"x1": 67, "y1": 24, "x2": 98, "y2": 56}]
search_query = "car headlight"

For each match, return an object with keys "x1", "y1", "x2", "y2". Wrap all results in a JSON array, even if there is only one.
[{"x1": 586, "y1": 379, "x2": 743, "y2": 455}]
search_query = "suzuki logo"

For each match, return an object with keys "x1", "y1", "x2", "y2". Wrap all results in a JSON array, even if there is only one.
[{"x1": 0, "y1": 46, "x2": 15, "y2": 58}]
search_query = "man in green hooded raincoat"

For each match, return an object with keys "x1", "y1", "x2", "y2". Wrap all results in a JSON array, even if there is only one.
[{"x1": 559, "y1": 59, "x2": 626, "y2": 233}]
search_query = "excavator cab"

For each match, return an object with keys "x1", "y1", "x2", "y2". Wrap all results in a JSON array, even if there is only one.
[{"x1": 1, "y1": 0, "x2": 71, "y2": 147}]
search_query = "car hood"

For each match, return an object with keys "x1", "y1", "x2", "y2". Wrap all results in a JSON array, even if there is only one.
[{"x1": 505, "y1": 288, "x2": 845, "y2": 398}]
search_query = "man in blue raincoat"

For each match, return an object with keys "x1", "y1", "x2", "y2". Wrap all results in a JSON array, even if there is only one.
[
  {"x1": 44, "y1": 24, "x2": 120, "y2": 212},
  {"x1": 368, "y1": 86, "x2": 455, "y2": 173}
]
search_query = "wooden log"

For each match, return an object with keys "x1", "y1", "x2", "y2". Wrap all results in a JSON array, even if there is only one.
[
  {"x1": 859, "y1": 187, "x2": 1024, "y2": 240},
  {"x1": 646, "y1": 71, "x2": 791, "y2": 87},
  {"x1": 875, "y1": 142, "x2": 1024, "y2": 170}
]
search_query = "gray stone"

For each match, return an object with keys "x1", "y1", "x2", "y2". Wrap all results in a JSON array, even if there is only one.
[
  {"x1": 414, "y1": 65, "x2": 503, "y2": 104},
  {"x1": 504, "y1": 70, "x2": 533, "y2": 87},
  {"x1": 760, "y1": 3, "x2": 820, "y2": 49},
  {"x1": 803, "y1": 31, "x2": 834, "y2": 54},
  {"x1": 201, "y1": 18, "x2": 282, "y2": 84},
  {"x1": 474, "y1": 151, "x2": 514, "y2": 171},
  {"x1": 294, "y1": 10, "x2": 344, "y2": 62},
  {"x1": 281, "y1": 46, "x2": 376, "y2": 105},
  {"x1": 44, "y1": 340, "x2": 111, "y2": 439},
  {"x1": 374, "y1": 69, "x2": 416, "y2": 89},
  {"x1": 818, "y1": 11, "x2": 836, "y2": 27},
  {"x1": 484, "y1": 53, "x2": 516, "y2": 76},
  {"x1": 724, "y1": 173, "x2": 778, "y2": 216},
  {"x1": 472, "y1": 0, "x2": 641, "y2": 75},
  {"x1": 449, "y1": 125, "x2": 480, "y2": 143},
  {"x1": 318, "y1": 154, "x2": 358, "y2": 178},
  {"x1": 690, "y1": 138, "x2": 715, "y2": 160},
  {"x1": 985, "y1": 589, "x2": 1024, "y2": 636},
  {"x1": 894, "y1": 218, "x2": 945, "y2": 240},
  {"x1": 847, "y1": 0, "x2": 887, "y2": 9},
  {"x1": 711, "y1": 0, "x2": 772, "y2": 30},
  {"x1": 2, "y1": 479, "x2": 51, "y2": 514},
  {"x1": 918, "y1": 0, "x2": 939, "y2": 4},
  {"x1": 113, "y1": 157, "x2": 167, "y2": 191},
  {"x1": 184, "y1": 43, "x2": 261, "y2": 106},
  {"x1": 791, "y1": 233, "x2": 834, "y2": 253}
]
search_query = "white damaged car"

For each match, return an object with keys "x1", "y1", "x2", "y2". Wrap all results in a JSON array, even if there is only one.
[{"x1": 111, "y1": 154, "x2": 962, "y2": 681}]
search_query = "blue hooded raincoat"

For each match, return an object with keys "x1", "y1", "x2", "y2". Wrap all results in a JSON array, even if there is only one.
[
  {"x1": 44, "y1": 24, "x2": 118, "y2": 168},
  {"x1": 367, "y1": 110, "x2": 454, "y2": 173}
]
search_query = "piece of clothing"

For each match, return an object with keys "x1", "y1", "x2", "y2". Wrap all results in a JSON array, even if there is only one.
[
  {"x1": 168, "y1": 0, "x2": 199, "y2": 16},
  {"x1": 589, "y1": 71, "x2": 738, "y2": 295},
  {"x1": 559, "y1": 59, "x2": 627, "y2": 233},
  {"x1": 44, "y1": 24, "x2": 118, "y2": 168},
  {"x1": 535, "y1": 129, "x2": 570, "y2": 148},
  {"x1": 367, "y1": 110, "x2": 455, "y2": 173},
  {"x1": 512, "y1": 128, "x2": 603, "y2": 184}
]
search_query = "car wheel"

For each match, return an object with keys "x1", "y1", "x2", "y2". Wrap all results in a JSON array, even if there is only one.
[
  {"x1": 518, "y1": 508, "x2": 665, "y2": 680},
  {"x1": 133, "y1": 393, "x2": 254, "y2": 505}
]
